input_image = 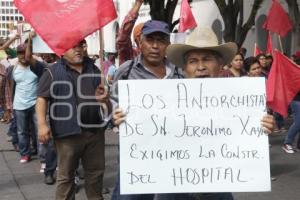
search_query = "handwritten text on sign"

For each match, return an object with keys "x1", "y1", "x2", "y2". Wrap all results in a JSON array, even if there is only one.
[{"x1": 118, "y1": 78, "x2": 270, "y2": 194}]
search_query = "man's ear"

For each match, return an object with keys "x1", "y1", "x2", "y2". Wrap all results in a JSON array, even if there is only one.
[{"x1": 138, "y1": 35, "x2": 143, "y2": 47}]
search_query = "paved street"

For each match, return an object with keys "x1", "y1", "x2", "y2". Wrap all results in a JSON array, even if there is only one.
[{"x1": 1, "y1": 121, "x2": 300, "y2": 200}]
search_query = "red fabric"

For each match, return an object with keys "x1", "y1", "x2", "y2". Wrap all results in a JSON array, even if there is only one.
[
  {"x1": 293, "y1": 51, "x2": 300, "y2": 59},
  {"x1": 14, "y1": 0, "x2": 117, "y2": 55},
  {"x1": 116, "y1": 10, "x2": 139, "y2": 65},
  {"x1": 179, "y1": 0, "x2": 197, "y2": 32},
  {"x1": 263, "y1": 0, "x2": 293, "y2": 37},
  {"x1": 266, "y1": 32, "x2": 273, "y2": 54},
  {"x1": 254, "y1": 43, "x2": 262, "y2": 56},
  {"x1": 266, "y1": 50, "x2": 300, "y2": 117}
]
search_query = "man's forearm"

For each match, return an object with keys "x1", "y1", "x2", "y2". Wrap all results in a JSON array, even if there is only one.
[
  {"x1": 0, "y1": 35, "x2": 18, "y2": 50},
  {"x1": 25, "y1": 33, "x2": 36, "y2": 66},
  {"x1": 36, "y1": 97, "x2": 48, "y2": 127}
]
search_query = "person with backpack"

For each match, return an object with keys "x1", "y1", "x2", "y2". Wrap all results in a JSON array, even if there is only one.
[
  {"x1": 111, "y1": 25, "x2": 275, "y2": 200},
  {"x1": 110, "y1": 19, "x2": 183, "y2": 200}
]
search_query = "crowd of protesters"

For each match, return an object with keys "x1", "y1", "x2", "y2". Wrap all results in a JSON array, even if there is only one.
[{"x1": 0, "y1": 0, "x2": 300, "y2": 199}]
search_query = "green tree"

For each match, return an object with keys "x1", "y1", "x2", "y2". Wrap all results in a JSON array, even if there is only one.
[
  {"x1": 143, "y1": 0, "x2": 263, "y2": 47},
  {"x1": 143, "y1": 0, "x2": 178, "y2": 31},
  {"x1": 214, "y1": 0, "x2": 264, "y2": 48},
  {"x1": 143, "y1": 0, "x2": 299, "y2": 49},
  {"x1": 285, "y1": 0, "x2": 300, "y2": 47},
  {"x1": 143, "y1": 0, "x2": 193, "y2": 31}
]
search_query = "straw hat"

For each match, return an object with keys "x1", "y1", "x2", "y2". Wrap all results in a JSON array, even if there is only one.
[{"x1": 166, "y1": 27, "x2": 238, "y2": 68}]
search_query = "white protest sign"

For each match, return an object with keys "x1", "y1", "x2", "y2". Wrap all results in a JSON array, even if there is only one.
[
  {"x1": 118, "y1": 77, "x2": 270, "y2": 194},
  {"x1": 33, "y1": 35, "x2": 54, "y2": 54},
  {"x1": 86, "y1": 31, "x2": 100, "y2": 56}
]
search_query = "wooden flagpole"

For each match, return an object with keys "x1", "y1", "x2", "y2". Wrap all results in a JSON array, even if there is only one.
[
  {"x1": 99, "y1": 28, "x2": 105, "y2": 86},
  {"x1": 277, "y1": 35, "x2": 284, "y2": 53},
  {"x1": 254, "y1": 43, "x2": 257, "y2": 56}
]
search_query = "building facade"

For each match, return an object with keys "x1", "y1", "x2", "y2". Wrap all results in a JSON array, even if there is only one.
[
  {"x1": 0, "y1": 0, "x2": 23, "y2": 38},
  {"x1": 0, "y1": 0, "x2": 299, "y2": 57}
]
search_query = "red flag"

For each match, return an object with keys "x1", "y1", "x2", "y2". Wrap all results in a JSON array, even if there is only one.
[
  {"x1": 263, "y1": 0, "x2": 293, "y2": 37},
  {"x1": 179, "y1": 0, "x2": 197, "y2": 32},
  {"x1": 266, "y1": 32, "x2": 273, "y2": 54},
  {"x1": 14, "y1": 0, "x2": 117, "y2": 55},
  {"x1": 254, "y1": 43, "x2": 262, "y2": 56},
  {"x1": 266, "y1": 50, "x2": 300, "y2": 117}
]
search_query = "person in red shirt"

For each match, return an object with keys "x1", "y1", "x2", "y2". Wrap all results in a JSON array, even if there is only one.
[{"x1": 117, "y1": 0, "x2": 144, "y2": 65}]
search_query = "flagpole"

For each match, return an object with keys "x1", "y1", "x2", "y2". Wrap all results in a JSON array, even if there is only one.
[
  {"x1": 99, "y1": 28, "x2": 105, "y2": 86},
  {"x1": 277, "y1": 35, "x2": 284, "y2": 53}
]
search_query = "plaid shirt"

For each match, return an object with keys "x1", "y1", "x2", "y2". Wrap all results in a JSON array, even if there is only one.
[
  {"x1": 117, "y1": 10, "x2": 140, "y2": 65},
  {"x1": 0, "y1": 64, "x2": 12, "y2": 110}
]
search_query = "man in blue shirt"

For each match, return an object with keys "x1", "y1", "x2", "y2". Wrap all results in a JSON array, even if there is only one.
[{"x1": 7, "y1": 41, "x2": 45, "y2": 163}]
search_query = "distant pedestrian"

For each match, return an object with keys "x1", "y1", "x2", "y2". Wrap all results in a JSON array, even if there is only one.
[{"x1": 7, "y1": 34, "x2": 45, "y2": 163}]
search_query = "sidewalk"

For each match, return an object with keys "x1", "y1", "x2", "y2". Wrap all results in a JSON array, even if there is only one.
[
  {"x1": 1, "y1": 121, "x2": 300, "y2": 200},
  {"x1": 0, "y1": 123, "x2": 118, "y2": 200}
]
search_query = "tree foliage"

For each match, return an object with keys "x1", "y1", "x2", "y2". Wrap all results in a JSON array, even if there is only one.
[
  {"x1": 214, "y1": 0, "x2": 263, "y2": 48},
  {"x1": 143, "y1": 0, "x2": 299, "y2": 48},
  {"x1": 143, "y1": 0, "x2": 193, "y2": 31},
  {"x1": 143, "y1": 0, "x2": 178, "y2": 31},
  {"x1": 285, "y1": 0, "x2": 300, "y2": 29}
]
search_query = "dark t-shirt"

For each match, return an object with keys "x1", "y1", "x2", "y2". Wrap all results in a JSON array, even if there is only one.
[{"x1": 294, "y1": 92, "x2": 300, "y2": 102}]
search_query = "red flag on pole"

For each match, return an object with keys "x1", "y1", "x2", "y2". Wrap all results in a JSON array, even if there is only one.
[
  {"x1": 266, "y1": 32, "x2": 273, "y2": 54},
  {"x1": 254, "y1": 43, "x2": 262, "y2": 56},
  {"x1": 266, "y1": 50, "x2": 300, "y2": 117},
  {"x1": 179, "y1": 0, "x2": 197, "y2": 32},
  {"x1": 263, "y1": 0, "x2": 293, "y2": 37},
  {"x1": 14, "y1": 0, "x2": 117, "y2": 55}
]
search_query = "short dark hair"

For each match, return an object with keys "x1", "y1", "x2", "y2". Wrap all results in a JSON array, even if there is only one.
[
  {"x1": 256, "y1": 53, "x2": 266, "y2": 60},
  {"x1": 244, "y1": 57, "x2": 260, "y2": 72}
]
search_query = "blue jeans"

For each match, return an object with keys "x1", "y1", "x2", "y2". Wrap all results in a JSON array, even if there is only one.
[
  {"x1": 111, "y1": 173, "x2": 233, "y2": 200},
  {"x1": 274, "y1": 112, "x2": 284, "y2": 129},
  {"x1": 44, "y1": 139, "x2": 57, "y2": 176},
  {"x1": 0, "y1": 106, "x2": 4, "y2": 118},
  {"x1": 8, "y1": 111, "x2": 18, "y2": 145},
  {"x1": 284, "y1": 101, "x2": 300, "y2": 146},
  {"x1": 15, "y1": 106, "x2": 37, "y2": 157}
]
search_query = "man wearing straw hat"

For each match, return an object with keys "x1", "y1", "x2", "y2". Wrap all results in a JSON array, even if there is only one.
[
  {"x1": 113, "y1": 26, "x2": 274, "y2": 200},
  {"x1": 161, "y1": 26, "x2": 274, "y2": 200}
]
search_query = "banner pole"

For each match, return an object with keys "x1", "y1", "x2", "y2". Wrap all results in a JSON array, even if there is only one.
[
  {"x1": 278, "y1": 35, "x2": 284, "y2": 53},
  {"x1": 99, "y1": 28, "x2": 105, "y2": 86}
]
